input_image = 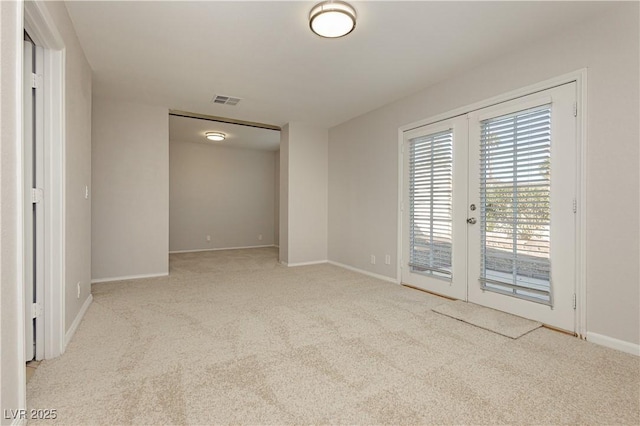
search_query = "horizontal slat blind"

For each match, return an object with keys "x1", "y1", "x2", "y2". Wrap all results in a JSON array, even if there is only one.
[
  {"x1": 479, "y1": 105, "x2": 552, "y2": 304},
  {"x1": 409, "y1": 129, "x2": 453, "y2": 279}
]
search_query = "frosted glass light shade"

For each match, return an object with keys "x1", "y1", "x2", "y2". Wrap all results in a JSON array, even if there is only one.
[
  {"x1": 205, "y1": 132, "x2": 225, "y2": 141},
  {"x1": 309, "y1": 1, "x2": 356, "y2": 38}
]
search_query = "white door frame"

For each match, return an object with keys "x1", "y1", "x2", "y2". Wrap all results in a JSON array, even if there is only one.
[
  {"x1": 23, "y1": 36, "x2": 47, "y2": 362},
  {"x1": 24, "y1": 0, "x2": 66, "y2": 359},
  {"x1": 397, "y1": 70, "x2": 587, "y2": 338}
]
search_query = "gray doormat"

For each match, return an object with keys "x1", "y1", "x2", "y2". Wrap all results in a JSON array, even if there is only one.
[{"x1": 432, "y1": 300, "x2": 542, "y2": 339}]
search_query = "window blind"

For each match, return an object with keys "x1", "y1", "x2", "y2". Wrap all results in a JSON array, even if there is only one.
[
  {"x1": 409, "y1": 129, "x2": 453, "y2": 279},
  {"x1": 479, "y1": 105, "x2": 552, "y2": 304}
]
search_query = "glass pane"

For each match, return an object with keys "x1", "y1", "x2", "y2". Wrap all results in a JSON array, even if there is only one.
[
  {"x1": 480, "y1": 105, "x2": 552, "y2": 304},
  {"x1": 409, "y1": 130, "x2": 453, "y2": 280}
]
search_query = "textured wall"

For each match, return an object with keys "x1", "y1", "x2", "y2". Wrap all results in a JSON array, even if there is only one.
[
  {"x1": 274, "y1": 151, "x2": 280, "y2": 247},
  {"x1": 92, "y1": 98, "x2": 168, "y2": 281},
  {"x1": 169, "y1": 141, "x2": 275, "y2": 252},
  {"x1": 43, "y1": 1, "x2": 93, "y2": 333},
  {"x1": 281, "y1": 123, "x2": 328, "y2": 265}
]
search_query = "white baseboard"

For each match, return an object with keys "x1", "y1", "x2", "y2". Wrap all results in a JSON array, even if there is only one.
[
  {"x1": 64, "y1": 294, "x2": 93, "y2": 349},
  {"x1": 586, "y1": 332, "x2": 640, "y2": 356},
  {"x1": 328, "y1": 260, "x2": 399, "y2": 284},
  {"x1": 169, "y1": 244, "x2": 275, "y2": 254},
  {"x1": 284, "y1": 259, "x2": 328, "y2": 267},
  {"x1": 91, "y1": 272, "x2": 168, "y2": 284}
]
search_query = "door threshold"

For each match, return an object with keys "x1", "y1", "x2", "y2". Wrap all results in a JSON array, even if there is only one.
[
  {"x1": 401, "y1": 283, "x2": 458, "y2": 301},
  {"x1": 541, "y1": 324, "x2": 577, "y2": 337}
]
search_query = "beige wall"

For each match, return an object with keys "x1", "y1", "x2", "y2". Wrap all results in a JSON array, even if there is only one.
[
  {"x1": 92, "y1": 98, "x2": 168, "y2": 281},
  {"x1": 274, "y1": 151, "x2": 280, "y2": 246},
  {"x1": 328, "y1": 4, "x2": 639, "y2": 345},
  {"x1": 1, "y1": 1, "x2": 24, "y2": 419},
  {"x1": 279, "y1": 126, "x2": 289, "y2": 263},
  {"x1": 44, "y1": 1, "x2": 93, "y2": 334},
  {"x1": 281, "y1": 123, "x2": 328, "y2": 265},
  {"x1": 169, "y1": 141, "x2": 275, "y2": 252}
]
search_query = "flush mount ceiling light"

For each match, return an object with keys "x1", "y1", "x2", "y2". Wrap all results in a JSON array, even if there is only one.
[
  {"x1": 205, "y1": 132, "x2": 226, "y2": 142},
  {"x1": 309, "y1": 1, "x2": 356, "y2": 38}
]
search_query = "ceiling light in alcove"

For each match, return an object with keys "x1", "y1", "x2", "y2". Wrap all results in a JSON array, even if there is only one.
[
  {"x1": 205, "y1": 132, "x2": 226, "y2": 142},
  {"x1": 309, "y1": 1, "x2": 357, "y2": 38}
]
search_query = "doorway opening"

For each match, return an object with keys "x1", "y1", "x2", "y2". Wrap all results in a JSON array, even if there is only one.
[{"x1": 167, "y1": 111, "x2": 281, "y2": 257}]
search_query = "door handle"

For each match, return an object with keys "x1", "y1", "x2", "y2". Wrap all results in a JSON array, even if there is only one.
[{"x1": 467, "y1": 217, "x2": 477, "y2": 225}]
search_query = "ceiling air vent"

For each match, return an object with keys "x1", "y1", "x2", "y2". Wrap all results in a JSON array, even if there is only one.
[{"x1": 211, "y1": 94, "x2": 242, "y2": 106}]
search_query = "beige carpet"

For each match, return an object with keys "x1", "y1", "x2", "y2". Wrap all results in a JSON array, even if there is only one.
[
  {"x1": 432, "y1": 300, "x2": 542, "y2": 339},
  {"x1": 27, "y1": 248, "x2": 639, "y2": 425}
]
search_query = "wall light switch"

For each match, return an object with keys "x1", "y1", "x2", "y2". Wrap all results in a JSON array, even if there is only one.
[
  {"x1": 385, "y1": 255, "x2": 391, "y2": 265},
  {"x1": 370, "y1": 255, "x2": 376, "y2": 264},
  {"x1": 206, "y1": 235, "x2": 211, "y2": 242},
  {"x1": 84, "y1": 185, "x2": 89, "y2": 199}
]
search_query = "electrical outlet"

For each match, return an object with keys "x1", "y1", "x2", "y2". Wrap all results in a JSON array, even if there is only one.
[
  {"x1": 370, "y1": 255, "x2": 376, "y2": 265},
  {"x1": 206, "y1": 235, "x2": 211, "y2": 242},
  {"x1": 84, "y1": 185, "x2": 89, "y2": 199},
  {"x1": 258, "y1": 234, "x2": 263, "y2": 241},
  {"x1": 77, "y1": 282, "x2": 81, "y2": 299},
  {"x1": 385, "y1": 254, "x2": 391, "y2": 265}
]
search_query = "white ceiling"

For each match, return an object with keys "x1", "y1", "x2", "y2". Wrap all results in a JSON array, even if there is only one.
[
  {"x1": 169, "y1": 115, "x2": 280, "y2": 151},
  {"x1": 65, "y1": 1, "x2": 612, "y2": 128}
]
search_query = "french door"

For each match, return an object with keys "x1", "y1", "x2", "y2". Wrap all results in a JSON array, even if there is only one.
[
  {"x1": 402, "y1": 83, "x2": 577, "y2": 331},
  {"x1": 401, "y1": 117, "x2": 468, "y2": 300}
]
